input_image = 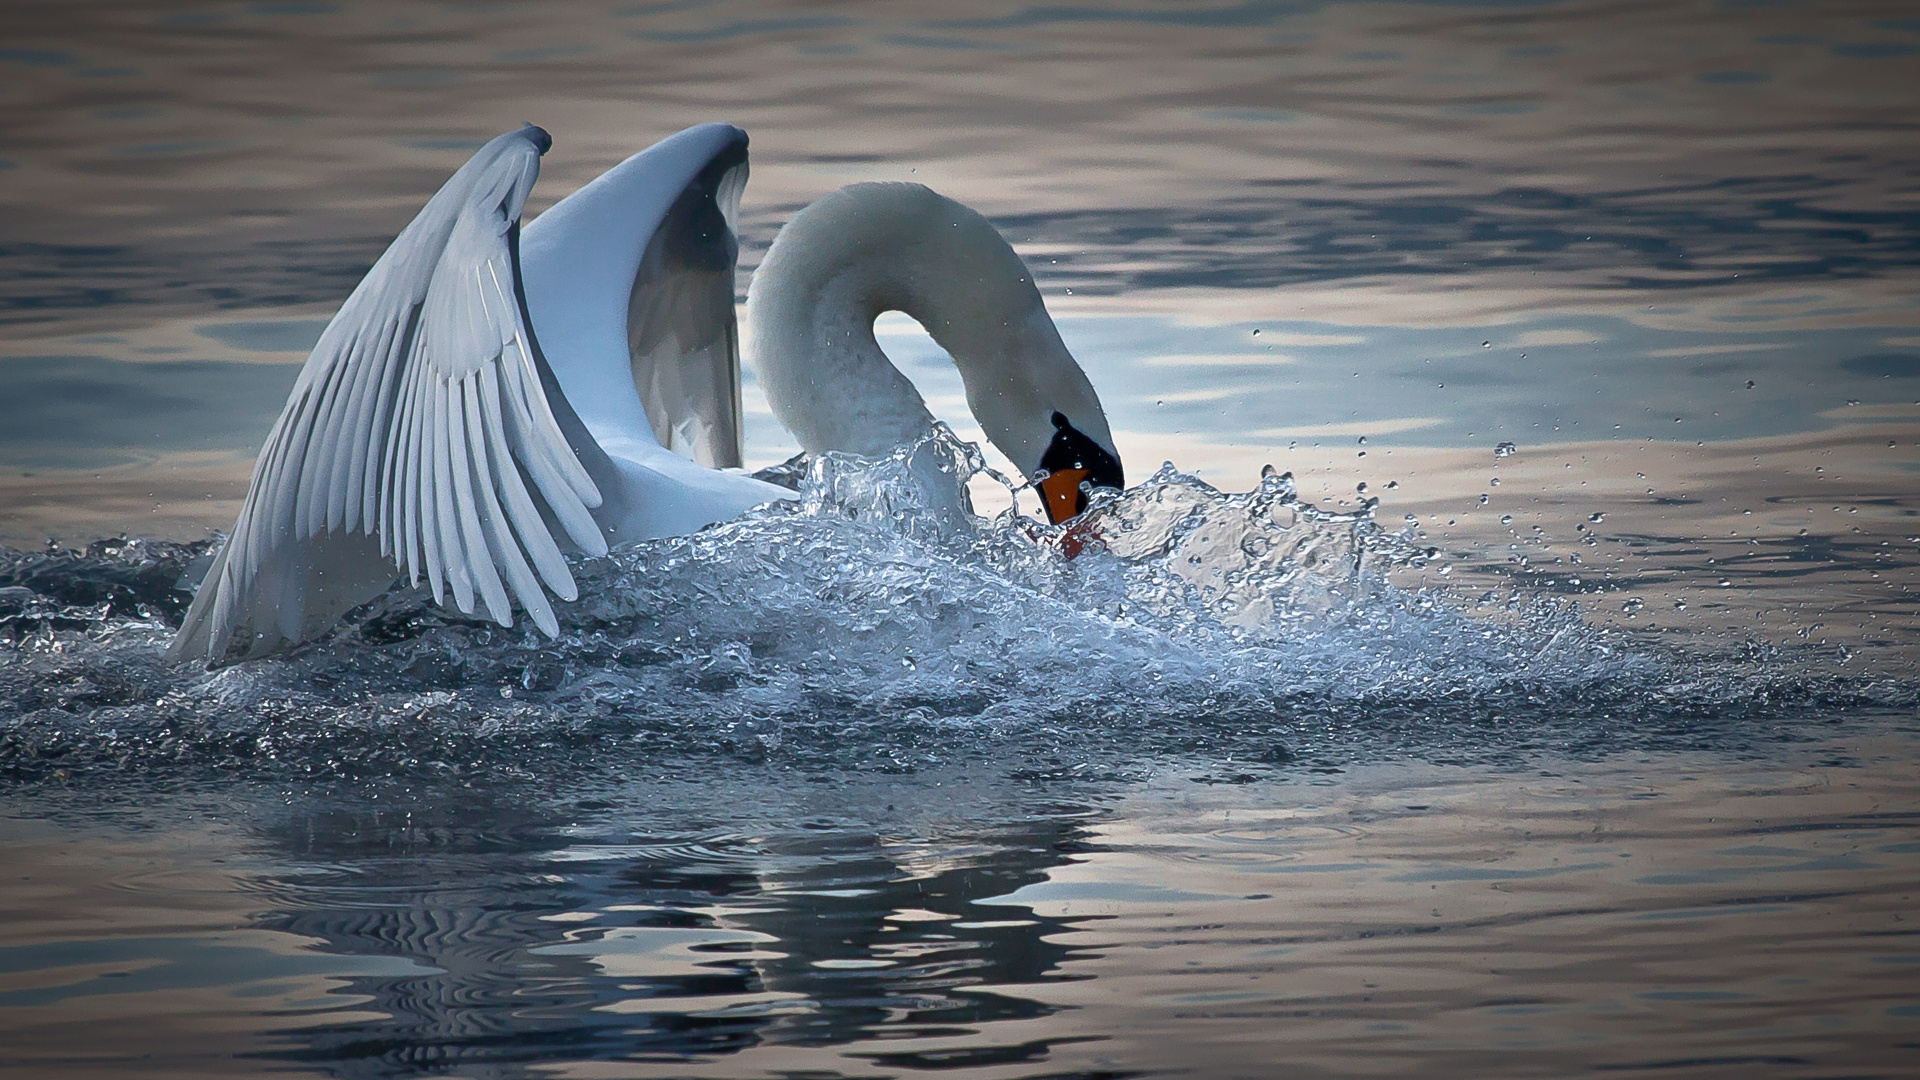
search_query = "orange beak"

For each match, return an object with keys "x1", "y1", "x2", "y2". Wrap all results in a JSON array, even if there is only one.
[{"x1": 1037, "y1": 467, "x2": 1092, "y2": 525}]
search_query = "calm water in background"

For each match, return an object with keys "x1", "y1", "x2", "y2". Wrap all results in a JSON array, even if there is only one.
[{"x1": 3, "y1": 1, "x2": 1920, "y2": 1077}]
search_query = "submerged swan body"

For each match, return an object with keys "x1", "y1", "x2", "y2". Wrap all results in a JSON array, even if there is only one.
[{"x1": 170, "y1": 124, "x2": 1123, "y2": 664}]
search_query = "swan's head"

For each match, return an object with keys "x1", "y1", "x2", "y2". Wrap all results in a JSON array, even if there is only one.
[{"x1": 1036, "y1": 410, "x2": 1125, "y2": 523}]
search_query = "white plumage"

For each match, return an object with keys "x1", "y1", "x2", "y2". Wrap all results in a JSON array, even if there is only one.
[{"x1": 172, "y1": 123, "x2": 1119, "y2": 664}]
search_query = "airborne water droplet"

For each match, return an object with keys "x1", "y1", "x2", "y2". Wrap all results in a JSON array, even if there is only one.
[
  {"x1": 1501, "y1": 514, "x2": 1514, "y2": 526},
  {"x1": 1481, "y1": 340, "x2": 1492, "y2": 348},
  {"x1": 1588, "y1": 512, "x2": 1605, "y2": 523},
  {"x1": 1494, "y1": 441, "x2": 1516, "y2": 458}
]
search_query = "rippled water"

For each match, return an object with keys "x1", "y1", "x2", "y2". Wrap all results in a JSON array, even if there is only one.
[{"x1": 4, "y1": 1, "x2": 1920, "y2": 1077}]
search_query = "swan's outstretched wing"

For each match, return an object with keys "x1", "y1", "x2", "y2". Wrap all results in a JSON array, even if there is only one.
[{"x1": 170, "y1": 126, "x2": 605, "y2": 664}]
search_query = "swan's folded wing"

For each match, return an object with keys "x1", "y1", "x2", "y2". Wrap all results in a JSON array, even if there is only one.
[
  {"x1": 520, "y1": 123, "x2": 751, "y2": 475},
  {"x1": 170, "y1": 127, "x2": 605, "y2": 664},
  {"x1": 624, "y1": 150, "x2": 748, "y2": 469}
]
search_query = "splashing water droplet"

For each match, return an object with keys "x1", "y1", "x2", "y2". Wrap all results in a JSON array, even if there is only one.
[
  {"x1": 1588, "y1": 512, "x2": 1606, "y2": 523},
  {"x1": 1494, "y1": 441, "x2": 1517, "y2": 458},
  {"x1": 7, "y1": 422, "x2": 1869, "y2": 788}
]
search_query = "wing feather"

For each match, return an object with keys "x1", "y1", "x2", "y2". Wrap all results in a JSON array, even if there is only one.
[
  {"x1": 476, "y1": 363, "x2": 565, "y2": 627},
  {"x1": 479, "y1": 362, "x2": 574, "y2": 601},
  {"x1": 169, "y1": 126, "x2": 603, "y2": 664},
  {"x1": 372, "y1": 302, "x2": 423, "y2": 547},
  {"x1": 327, "y1": 319, "x2": 384, "y2": 532},
  {"x1": 427, "y1": 373, "x2": 457, "y2": 606},
  {"x1": 457, "y1": 376, "x2": 516, "y2": 626},
  {"x1": 388, "y1": 353, "x2": 424, "y2": 577},
  {"x1": 346, "y1": 311, "x2": 398, "y2": 533},
  {"x1": 297, "y1": 336, "x2": 355, "y2": 538},
  {"x1": 446, "y1": 373, "x2": 508, "y2": 623},
  {"x1": 498, "y1": 347, "x2": 604, "y2": 555},
  {"x1": 317, "y1": 331, "x2": 360, "y2": 533}
]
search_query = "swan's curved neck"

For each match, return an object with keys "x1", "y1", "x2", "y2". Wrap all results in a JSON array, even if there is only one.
[{"x1": 744, "y1": 183, "x2": 1112, "y2": 475}]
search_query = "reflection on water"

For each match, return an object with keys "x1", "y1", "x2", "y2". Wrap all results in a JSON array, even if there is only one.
[
  {"x1": 4, "y1": 1, "x2": 1920, "y2": 1076},
  {"x1": 258, "y1": 801, "x2": 1094, "y2": 1074},
  {"x1": 3, "y1": 733, "x2": 1917, "y2": 1078}
]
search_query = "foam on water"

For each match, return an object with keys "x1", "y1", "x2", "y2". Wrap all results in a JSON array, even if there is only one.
[{"x1": 1, "y1": 430, "x2": 1910, "y2": 784}]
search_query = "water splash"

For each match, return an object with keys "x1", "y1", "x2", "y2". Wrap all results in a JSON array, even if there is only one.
[{"x1": 0, "y1": 430, "x2": 1909, "y2": 782}]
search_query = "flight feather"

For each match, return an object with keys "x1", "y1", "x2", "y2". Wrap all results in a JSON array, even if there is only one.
[{"x1": 170, "y1": 126, "x2": 602, "y2": 664}]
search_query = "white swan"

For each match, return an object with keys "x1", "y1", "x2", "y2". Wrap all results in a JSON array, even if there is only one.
[{"x1": 170, "y1": 123, "x2": 1124, "y2": 664}]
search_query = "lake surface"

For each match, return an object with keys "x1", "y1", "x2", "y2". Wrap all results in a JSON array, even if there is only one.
[{"x1": 3, "y1": 1, "x2": 1919, "y2": 1077}]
